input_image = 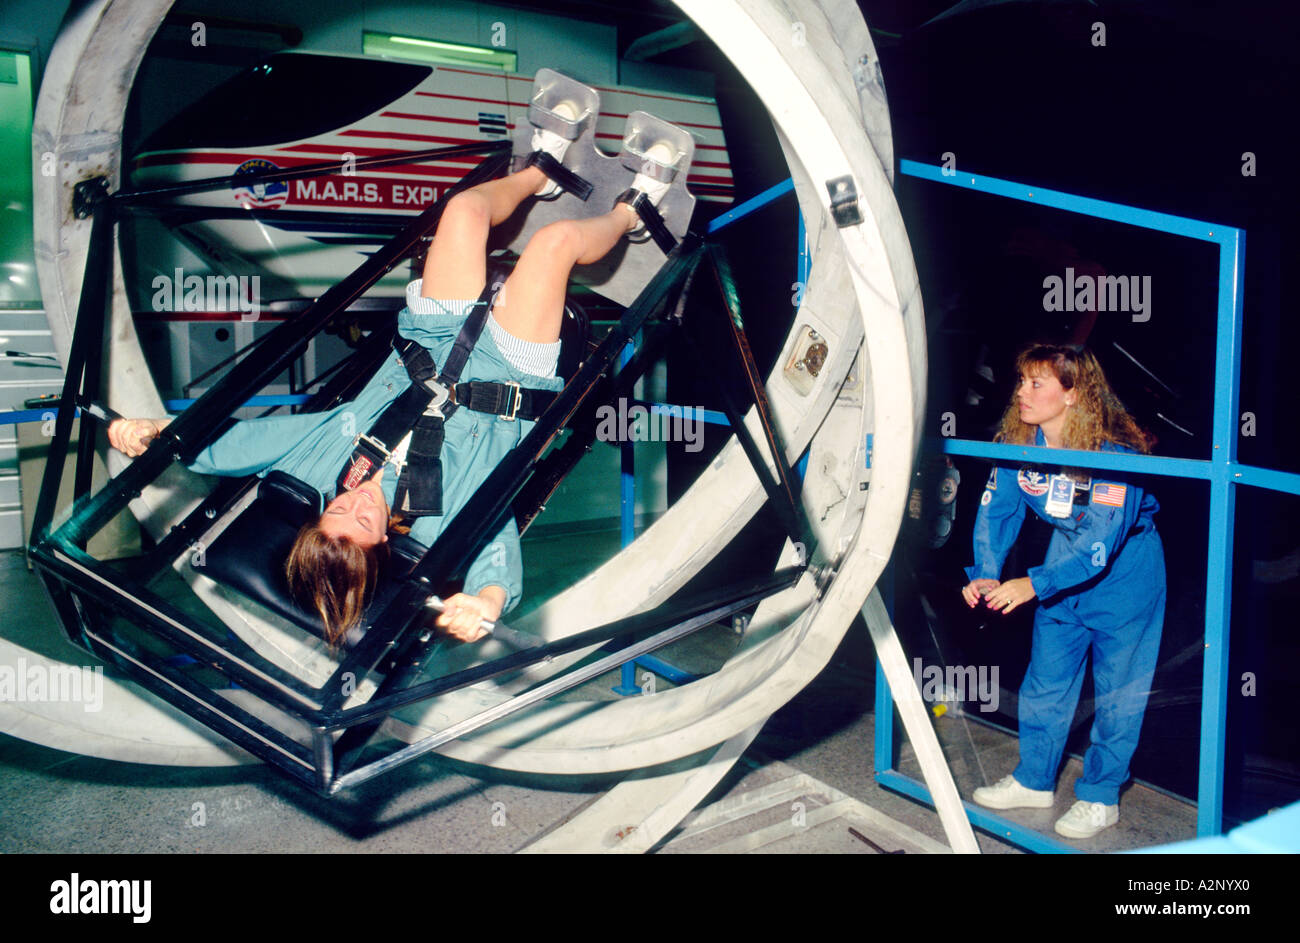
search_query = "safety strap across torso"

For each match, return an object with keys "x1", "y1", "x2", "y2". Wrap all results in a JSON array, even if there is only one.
[{"x1": 335, "y1": 284, "x2": 561, "y2": 518}]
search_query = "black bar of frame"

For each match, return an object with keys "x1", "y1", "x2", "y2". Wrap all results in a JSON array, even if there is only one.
[
  {"x1": 330, "y1": 567, "x2": 805, "y2": 792},
  {"x1": 32, "y1": 562, "x2": 318, "y2": 779},
  {"x1": 333, "y1": 565, "x2": 805, "y2": 728},
  {"x1": 673, "y1": 242, "x2": 810, "y2": 549},
  {"x1": 113, "y1": 141, "x2": 507, "y2": 206},
  {"x1": 31, "y1": 542, "x2": 328, "y2": 712},
  {"x1": 30, "y1": 205, "x2": 115, "y2": 544},
  {"x1": 708, "y1": 244, "x2": 806, "y2": 526},
  {"x1": 122, "y1": 204, "x2": 411, "y2": 235},
  {"x1": 83, "y1": 626, "x2": 319, "y2": 788},
  {"x1": 513, "y1": 322, "x2": 673, "y2": 535},
  {"x1": 86, "y1": 627, "x2": 316, "y2": 769},
  {"x1": 72, "y1": 329, "x2": 104, "y2": 504}
]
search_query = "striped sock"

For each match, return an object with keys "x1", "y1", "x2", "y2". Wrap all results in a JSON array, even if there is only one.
[
  {"x1": 405, "y1": 279, "x2": 476, "y2": 318},
  {"x1": 487, "y1": 314, "x2": 561, "y2": 378}
]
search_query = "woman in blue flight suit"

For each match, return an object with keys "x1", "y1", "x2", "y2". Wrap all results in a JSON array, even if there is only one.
[{"x1": 961, "y1": 344, "x2": 1165, "y2": 839}]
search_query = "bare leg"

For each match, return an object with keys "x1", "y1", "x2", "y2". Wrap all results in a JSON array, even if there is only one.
[
  {"x1": 491, "y1": 205, "x2": 637, "y2": 342},
  {"x1": 421, "y1": 166, "x2": 548, "y2": 299}
]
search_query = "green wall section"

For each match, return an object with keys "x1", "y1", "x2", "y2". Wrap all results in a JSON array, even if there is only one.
[{"x1": 0, "y1": 51, "x2": 39, "y2": 306}]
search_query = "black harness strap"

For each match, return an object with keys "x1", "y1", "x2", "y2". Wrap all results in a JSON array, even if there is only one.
[
  {"x1": 525, "y1": 151, "x2": 594, "y2": 201},
  {"x1": 335, "y1": 281, "x2": 560, "y2": 517},
  {"x1": 453, "y1": 381, "x2": 557, "y2": 421},
  {"x1": 615, "y1": 188, "x2": 678, "y2": 255},
  {"x1": 397, "y1": 286, "x2": 492, "y2": 516}
]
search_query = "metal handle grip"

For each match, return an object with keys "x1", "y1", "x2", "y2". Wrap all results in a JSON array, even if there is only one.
[{"x1": 424, "y1": 596, "x2": 542, "y2": 651}]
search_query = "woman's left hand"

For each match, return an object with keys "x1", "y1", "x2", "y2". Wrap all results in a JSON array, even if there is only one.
[
  {"x1": 985, "y1": 577, "x2": 1037, "y2": 614},
  {"x1": 435, "y1": 587, "x2": 506, "y2": 642}
]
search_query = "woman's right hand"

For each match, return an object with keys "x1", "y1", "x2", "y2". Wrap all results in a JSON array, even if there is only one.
[
  {"x1": 107, "y1": 418, "x2": 169, "y2": 457},
  {"x1": 962, "y1": 578, "x2": 1000, "y2": 609}
]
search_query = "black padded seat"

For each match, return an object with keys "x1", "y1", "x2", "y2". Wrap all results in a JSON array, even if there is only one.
[{"x1": 199, "y1": 471, "x2": 434, "y2": 645}]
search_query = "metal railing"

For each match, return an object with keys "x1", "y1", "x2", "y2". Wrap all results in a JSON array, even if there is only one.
[{"x1": 872, "y1": 159, "x2": 1300, "y2": 850}]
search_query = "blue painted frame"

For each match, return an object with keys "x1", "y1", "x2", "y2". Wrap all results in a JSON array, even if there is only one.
[{"x1": 872, "y1": 159, "x2": 1300, "y2": 851}]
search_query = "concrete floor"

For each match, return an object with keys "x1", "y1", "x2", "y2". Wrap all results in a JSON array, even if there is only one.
[{"x1": 0, "y1": 529, "x2": 1200, "y2": 854}]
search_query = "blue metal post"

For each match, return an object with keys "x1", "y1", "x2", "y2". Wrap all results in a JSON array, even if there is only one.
[
  {"x1": 615, "y1": 338, "x2": 640, "y2": 695},
  {"x1": 797, "y1": 211, "x2": 811, "y2": 289},
  {"x1": 1198, "y1": 226, "x2": 1245, "y2": 836}
]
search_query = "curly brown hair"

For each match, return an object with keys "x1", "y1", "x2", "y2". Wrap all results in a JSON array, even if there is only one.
[
  {"x1": 285, "y1": 523, "x2": 389, "y2": 648},
  {"x1": 995, "y1": 344, "x2": 1152, "y2": 454}
]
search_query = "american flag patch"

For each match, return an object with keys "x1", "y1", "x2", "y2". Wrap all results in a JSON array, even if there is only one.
[{"x1": 1091, "y1": 482, "x2": 1127, "y2": 507}]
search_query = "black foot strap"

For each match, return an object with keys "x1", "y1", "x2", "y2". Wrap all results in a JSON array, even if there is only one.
[
  {"x1": 615, "y1": 188, "x2": 677, "y2": 255},
  {"x1": 526, "y1": 151, "x2": 594, "y2": 201}
]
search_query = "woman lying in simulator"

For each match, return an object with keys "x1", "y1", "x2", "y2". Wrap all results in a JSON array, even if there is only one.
[{"x1": 108, "y1": 157, "x2": 669, "y2": 648}]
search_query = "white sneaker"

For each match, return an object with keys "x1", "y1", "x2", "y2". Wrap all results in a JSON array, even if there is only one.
[
  {"x1": 972, "y1": 775, "x2": 1055, "y2": 810},
  {"x1": 531, "y1": 101, "x2": 579, "y2": 197},
  {"x1": 1054, "y1": 800, "x2": 1118, "y2": 838},
  {"x1": 618, "y1": 141, "x2": 678, "y2": 237},
  {"x1": 628, "y1": 141, "x2": 677, "y2": 205}
]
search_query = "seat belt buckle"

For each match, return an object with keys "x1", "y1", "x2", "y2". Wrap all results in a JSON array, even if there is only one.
[
  {"x1": 422, "y1": 379, "x2": 454, "y2": 419},
  {"x1": 499, "y1": 381, "x2": 522, "y2": 421},
  {"x1": 353, "y1": 433, "x2": 391, "y2": 463}
]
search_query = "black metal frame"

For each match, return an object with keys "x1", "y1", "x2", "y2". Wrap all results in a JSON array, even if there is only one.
[{"x1": 30, "y1": 142, "x2": 816, "y2": 796}]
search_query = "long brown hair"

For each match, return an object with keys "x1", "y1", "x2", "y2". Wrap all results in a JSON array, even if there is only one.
[
  {"x1": 285, "y1": 523, "x2": 388, "y2": 648},
  {"x1": 996, "y1": 344, "x2": 1152, "y2": 454}
]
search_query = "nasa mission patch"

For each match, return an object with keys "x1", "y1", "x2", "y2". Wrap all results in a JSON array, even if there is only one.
[
  {"x1": 1017, "y1": 466, "x2": 1050, "y2": 497},
  {"x1": 231, "y1": 158, "x2": 289, "y2": 209}
]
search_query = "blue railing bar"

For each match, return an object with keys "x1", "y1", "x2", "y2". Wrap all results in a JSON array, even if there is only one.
[
  {"x1": 0, "y1": 392, "x2": 314, "y2": 426},
  {"x1": 797, "y1": 211, "x2": 811, "y2": 287},
  {"x1": 899, "y1": 160, "x2": 1234, "y2": 243},
  {"x1": 628, "y1": 400, "x2": 729, "y2": 427},
  {"x1": 875, "y1": 769, "x2": 1080, "y2": 855},
  {"x1": 707, "y1": 178, "x2": 794, "y2": 234},
  {"x1": 619, "y1": 340, "x2": 636, "y2": 549},
  {"x1": 1197, "y1": 228, "x2": 1246, "y2": 837},
  {"x1": 633, "y1": 653, "x2": 698, "y2": 686},
  {"x1": 615, "y1": 340, "x2": 639, "y2": 696},
  {"x1": 1231, "y1": 462, "x2": 1300, "y2": 496},
  {"x1": 1, "y1": 407, "x2": 76, "y2": 425},
  {"x1": 166, "y1": 394, "x2": 310, "y2": 411},
  {"x1": 926, "y1": 437, "x2": 1212, "y2": 479}
]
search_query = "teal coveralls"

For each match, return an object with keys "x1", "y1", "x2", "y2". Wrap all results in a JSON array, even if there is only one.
[{"x1": 188, "y1": 298, "x2": 563, "y2": 614}]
